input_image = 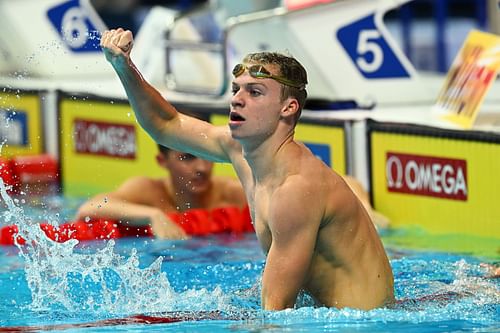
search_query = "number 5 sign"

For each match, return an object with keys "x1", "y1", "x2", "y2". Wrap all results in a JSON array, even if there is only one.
[
  {"x1": 337, "y1": 15, "x2": 409, "y2": 79},
  {"x1": 47, "y1": 0, "x2": 102, "y2": 53}
]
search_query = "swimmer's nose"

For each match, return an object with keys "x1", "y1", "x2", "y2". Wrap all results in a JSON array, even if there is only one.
[
  {"x1": 230, "y1": 91, "x2": 244, "y2": 109},
  {"x1": 194, "y1": 159, "x2": 213, "y2": 175}
]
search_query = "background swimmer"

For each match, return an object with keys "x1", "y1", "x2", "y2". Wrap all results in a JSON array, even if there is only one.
[{"x1": 76, "y1": 144, "x2": 246, "y2": 239}]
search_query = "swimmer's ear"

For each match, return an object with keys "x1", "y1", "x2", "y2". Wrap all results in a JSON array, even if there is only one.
[
  {"x1": 156, "y1": 153, "x2": 168, "y2": 169},
  {"x1": 280, "y1": 98, "x2": 299, "y2": 119}
]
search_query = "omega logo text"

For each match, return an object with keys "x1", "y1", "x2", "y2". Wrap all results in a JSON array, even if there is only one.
[
  {"x1": 73, "y1": 119, "x2": 136, "y2": 159},
  {"x1": 386, "y1": 152, "x2": 467, "y2": 201}
]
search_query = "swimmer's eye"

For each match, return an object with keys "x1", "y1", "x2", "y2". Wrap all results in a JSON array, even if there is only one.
[
  {"x1": 249, "y1": 89, "x2": 262, "y2": 97},
  {"x1": 231, "y1": 84, "x2": 240, "y2": 95},
  {"x1": 178, "y1": 153, "x2": 196, "y2": 161}
]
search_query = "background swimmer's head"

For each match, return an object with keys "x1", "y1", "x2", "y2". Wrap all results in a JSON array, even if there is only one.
[
  {"x1": 242, "y1": 52, "x2": 308, "y2": 123},
  {"x1": 156, "y1": 144, "x2": 214, "y2": 194},
  {"x1": 156, "y1": 109, "x2": 210, "y2": 159},
  {"x1": 155, "y1": 111, "x2": 213, "y2": 193}
]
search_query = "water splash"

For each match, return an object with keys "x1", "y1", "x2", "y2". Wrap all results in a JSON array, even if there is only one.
[{"x1": 0, "y1": 178, "x2": 233, "y2": 316}]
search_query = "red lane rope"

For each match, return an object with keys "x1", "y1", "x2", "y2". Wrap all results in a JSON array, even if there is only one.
[{"x1": 0, "y1": 206, "x2": 253, "y2": 246}]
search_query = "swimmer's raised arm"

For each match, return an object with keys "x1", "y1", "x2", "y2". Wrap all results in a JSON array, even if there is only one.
[{"x1": 100, "y1": 28, "x2": 234, "y2": 163}]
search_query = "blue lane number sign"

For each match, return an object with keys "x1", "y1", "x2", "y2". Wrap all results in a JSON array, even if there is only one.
[
  {"x1": 337, "y1": 15, "x2": 409, "y2": 79},
  {"x1": 304, "y1": 142, "x2": 332, "y2": 167},
  {"x1": 0, "y1": 110, "x2": 28, "y2": 146},
  {"x1": 47, "y1": 0, "x2": 101, "y2": 52}
]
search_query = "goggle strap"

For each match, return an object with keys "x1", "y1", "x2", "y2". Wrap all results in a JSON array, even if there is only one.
[{"x1": 232, "y1": 63, "x2": 305, "y2": 90}]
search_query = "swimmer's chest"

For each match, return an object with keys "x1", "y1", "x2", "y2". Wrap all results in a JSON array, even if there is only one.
[{"x1": 250, "y1": 186, "x2": 272, "y2": 253}]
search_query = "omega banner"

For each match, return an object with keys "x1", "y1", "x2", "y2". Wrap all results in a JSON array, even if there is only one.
[
  {"x1": 370, "y1": 122, "x2": 500, "y2": 238},
  {"x1": 59, "y1": 95, "x2": 166, "y2": 196},
  {"x1": 386, "y1": 152, "x2": 467, "y2": 201}
]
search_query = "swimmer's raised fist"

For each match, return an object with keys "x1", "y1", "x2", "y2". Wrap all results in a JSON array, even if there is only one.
[{"x1": 100, "y1": 28, "x2": 133, "y2": 66}]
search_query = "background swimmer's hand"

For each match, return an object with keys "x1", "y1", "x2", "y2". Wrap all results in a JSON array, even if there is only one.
[
  {"x1": 480, "y1": 263, "x2": 500, "y2": 278},
  {"x1": 150, "y1": 210, "x2": 189, "y2": 240},
  {"x1": 100, "y1": 28, "x2": 134, "y2": 68}
]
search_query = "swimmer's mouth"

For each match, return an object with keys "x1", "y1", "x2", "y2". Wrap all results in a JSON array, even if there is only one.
[{"x1": 230, "y1": 112, "x2": 245, "y2": 122}]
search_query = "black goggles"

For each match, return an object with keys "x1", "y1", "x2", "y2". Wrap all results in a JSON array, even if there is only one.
[{"x1": 232, "y1": 63, "x2": 305, "y2": 89}]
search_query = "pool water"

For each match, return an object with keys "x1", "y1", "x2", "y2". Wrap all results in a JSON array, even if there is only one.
[{"x1": 0, "y1": 194, "x2": 499, "y2": 332}]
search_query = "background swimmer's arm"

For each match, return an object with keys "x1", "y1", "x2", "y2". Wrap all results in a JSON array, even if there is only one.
[
  {"x1": 343, "y1": 176, "x2": 390, "y2": 229},
  {"x1": 100, "y1": 29, "x2": 234, "y2": 163},
  {"x1": 261, "y1": 182, "x2": 321, "y2": 310},
  {"x1": 75, "y1": 177, "x2": 187, "y2": 239},
  {"x1": 77, "y1": 196, "x2": 186, "y2": 239}
]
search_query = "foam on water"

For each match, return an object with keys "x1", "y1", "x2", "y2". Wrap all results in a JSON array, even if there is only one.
[{"x1": 263, "y1": 260, "x2": 499, "y2": 328}]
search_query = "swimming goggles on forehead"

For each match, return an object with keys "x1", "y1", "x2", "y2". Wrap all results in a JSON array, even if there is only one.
[{"x1": 232, "y1": 63, "x2": 305, "y2": 89}]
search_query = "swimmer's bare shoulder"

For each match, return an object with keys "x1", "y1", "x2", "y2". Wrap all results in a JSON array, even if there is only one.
[
  {"x1": 114, "y1": 176, "x2": 171, "y2": 207},
  {"x1": 288, "y1": 150, "x2": 395, "y2": 309}
]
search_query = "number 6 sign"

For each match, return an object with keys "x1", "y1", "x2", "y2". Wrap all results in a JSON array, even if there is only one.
[{"x1": 47, "y1": 0, "x2": 102, "y2": 53}]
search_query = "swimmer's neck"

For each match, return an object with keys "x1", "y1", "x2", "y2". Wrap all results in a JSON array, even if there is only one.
[{"x1": 241, "y1": 132, "x2": 295, "y2": 182}]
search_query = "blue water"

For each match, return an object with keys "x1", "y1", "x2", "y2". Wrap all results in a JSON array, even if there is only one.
[{"x1": 0, "y1": 195, "x2": 499, "y2": 332}]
